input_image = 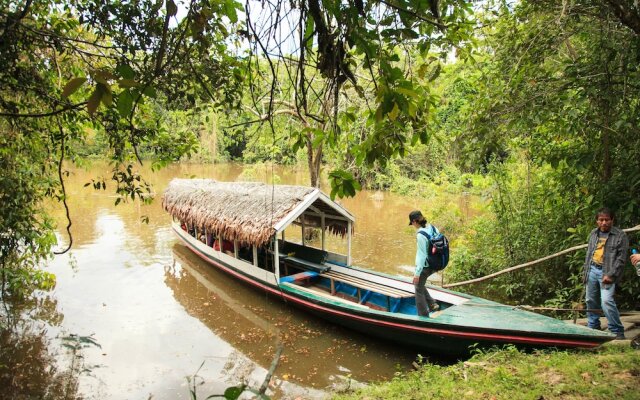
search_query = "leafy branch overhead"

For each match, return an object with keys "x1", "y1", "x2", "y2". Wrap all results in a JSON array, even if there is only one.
[
  {"x1": 243, "y1": 0, "x2": 473, "y2": 194},
  {"x1": 0, "y1": 0, "x2": 245, "y2": 261}
]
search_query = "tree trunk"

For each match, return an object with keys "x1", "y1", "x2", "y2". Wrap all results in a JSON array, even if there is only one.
[
  {"x1": 602, "y1": 111, "x2": 612, "y2": 182},
  {"x1": 305, "y1": 129, "x2": 324, "y2": 188}
]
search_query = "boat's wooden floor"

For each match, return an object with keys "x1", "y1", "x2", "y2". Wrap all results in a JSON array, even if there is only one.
[{"x1": 280, "y1": 282, "x2": 369, "y2": 309}]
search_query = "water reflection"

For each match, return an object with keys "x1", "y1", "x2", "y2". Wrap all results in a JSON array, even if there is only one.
[
  {"x1": 0, "y1": 296, "x2": 80, "y2": 400},
  {"x1": 34, "y1": 161, "x2": 484, "y2": 399},
  {"x1": 168, "y1": 244, "x2": 415, "y2": 392}
]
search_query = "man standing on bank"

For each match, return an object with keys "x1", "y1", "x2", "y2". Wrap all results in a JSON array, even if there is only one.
[
  {"x1": 409, "y1": 210, "x2": 440, "y2": 316},
  {"x1": 583, "y1": 207, "x2": 629, "y2": 340}
]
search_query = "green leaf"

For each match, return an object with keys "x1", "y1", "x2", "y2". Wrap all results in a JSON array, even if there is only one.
[
  {"x1": 62, "y1": 77, "x2": 87, "y2": 98},
  {"x1": 117, "y1": 90, "x2": 133, "y2": 117},
  {"x1": 223, "y1": 385, "x2": 245, "y2": 400},
  {"x1": 166, "y1": 0, "x2": 177, "y2": 17},
  {"x1": 101, "y1": 84, "x2": 113, "y2": 106},
  {"x1": 93, "y1": 70, "x2": 116, "y2": 84},
  {"x1": 396, "y1": 87, "x2": 419, "y2": 98},
  {"x1": 143, "y1": 86, "x2": 157, "y2": 98},
  {"x1": 116, "y1": 64, "x2": 135, "y2": 79},
  {"x1": 87, "y1": 85, "x2": 104, "y2": 116},
  {"x1": 388, "y1": 103, "x2": 400, "y2": 120},
  {"x1": 224, "y1": 0, "x2": 238, "y2": 23},
  {"x1": 118, "y1": 79, "x2": 138, "y2": 88},
  {"x1": 401, "y1": 29, "x2": 419, "y2": 39},
  {"x1": 304, "y1": 13, "x2": 315, "y2": 50},
  {"x1": 328, "y1": 169, "x2": 359, "y2": 199}
]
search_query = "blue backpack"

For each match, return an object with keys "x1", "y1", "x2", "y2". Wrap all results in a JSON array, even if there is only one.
[{"x1": 418, "y1": 228, "x2": 450, "y2": 271}]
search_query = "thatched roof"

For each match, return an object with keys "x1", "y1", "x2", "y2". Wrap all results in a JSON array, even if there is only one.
[{"x1": 162, "y1": 179, "x2": 352, "y2": 247}]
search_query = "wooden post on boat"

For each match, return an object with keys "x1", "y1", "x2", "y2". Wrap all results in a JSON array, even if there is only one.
[
  {"x1": 347, "y1": 220, "x2": 352, "y2": 266},
  {"x1": 252, "y1": 246, "x2": 258, "y2": 267},
  {"x1": 321, "y1": 214, "x2": 326, "y2": 251},
  {"x1": 273, "y1": 235, "x2": 280, "y2": 281}
]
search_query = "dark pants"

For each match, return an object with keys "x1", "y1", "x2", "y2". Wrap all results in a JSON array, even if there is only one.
[{"x1": 415, "y1": 267, "x2": 437, "y2": 316}]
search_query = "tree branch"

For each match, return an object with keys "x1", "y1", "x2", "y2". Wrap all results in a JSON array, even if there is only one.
[
  {"x1": 1, "y1": 0, "x2": 32, "y2": 40},
  {"x1": 53, "y1": 118, "x2": 72, "y2": 255},
  {"x1": 444, "y1": 224, "x2": 640, "y2": 288},
  {"x1": 606, "y1": 0, "x2": 640, "y2": 35},
  {"x1": 379, "y1": 0, "x2": 448, "y2": 30},
  {"x1": 0, "y1": 102, "x2": 87, "y2": 118}
]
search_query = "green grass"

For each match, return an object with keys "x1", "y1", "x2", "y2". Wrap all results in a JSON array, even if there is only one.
[{"x1": 333, "y1": 344, "x2": 640, "y2": 400}]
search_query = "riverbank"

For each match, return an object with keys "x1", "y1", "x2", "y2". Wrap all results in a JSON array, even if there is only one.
[{"x1": 333, "y1": 343, "x2": 640, "y2": 400}]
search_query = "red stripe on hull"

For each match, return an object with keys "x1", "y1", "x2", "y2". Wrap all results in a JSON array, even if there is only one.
[{"x1": 174, "y1": 228, "x2": 602, "y2": 349}]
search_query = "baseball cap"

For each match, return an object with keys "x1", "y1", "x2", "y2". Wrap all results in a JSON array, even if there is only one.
[{"x1": 408, "y1": 210, "x2": 423, "y2": 225}]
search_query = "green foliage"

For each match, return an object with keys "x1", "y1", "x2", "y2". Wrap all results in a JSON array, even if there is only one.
[
  {"x1": 329, "y1": 169, "x2": 361, "y2": 199},
  {"x1": 186, "y1": 361, "x2": 261, "y2": 400},
  {"x1": 0, "y1": 0, "x2": 243, "y2": 295},
  {"x1": 334, "y1": 345, "x2": 640, "y2": 400},
  {"x1": 241, "y1": 0, "x2": 475, "y2": 189},
  {"x1": 430, "y1": 0, "x2": 640, "y2": 309},
  {"x1": 0, "y1": 121, "x2": 58, "y2": 297}
]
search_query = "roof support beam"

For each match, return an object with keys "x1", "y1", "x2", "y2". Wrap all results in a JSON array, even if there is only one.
[
  {"x1": 321, "y1": 214, "x2": 326, "y2": 251},
  {"x1": 347, "y1": 220, "x2": 352, "y2": 266}
]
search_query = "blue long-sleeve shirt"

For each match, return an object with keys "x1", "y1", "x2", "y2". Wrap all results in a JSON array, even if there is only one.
[{"x1": 415, "y1": 224, "x2": 439, "y2": 276}]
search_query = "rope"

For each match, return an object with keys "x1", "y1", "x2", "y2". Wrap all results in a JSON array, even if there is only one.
[{"x1": 442, "y1": 224, "x2": 640, "y2": 289}]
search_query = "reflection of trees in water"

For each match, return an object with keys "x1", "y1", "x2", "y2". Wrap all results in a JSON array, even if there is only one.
[
  {"x1": 163, "y1": 259, "x2": 281, "y2": 369},
  {"x1": 168, "y1": 245, "x2": 416, "y2": 389},
  {"x1": 0, "y1": 302, "x2": 74, "y2": 399},
  {"x1": 0, "y1": 296, "x2": 89, "y2": 400}
]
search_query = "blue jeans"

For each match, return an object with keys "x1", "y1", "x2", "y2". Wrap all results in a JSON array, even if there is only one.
[{"x1": 585, "y1": 266, "x2": 624, "y2": 334}]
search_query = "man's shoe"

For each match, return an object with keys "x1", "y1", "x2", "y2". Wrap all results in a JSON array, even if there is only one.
[
  {"x1": 587, "y1": 325, "x2": 602, "y2": 331},
  {"x1": 615, "y1": 333, "x2": 626, "y2": 340},
  {"x1": 429, "y1": 302, "x2": 440, "y2": 312}
]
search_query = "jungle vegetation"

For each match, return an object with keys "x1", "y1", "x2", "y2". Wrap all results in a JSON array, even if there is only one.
[{"x1": 1, "y1": 0, "x2": 640, "y2": 320}]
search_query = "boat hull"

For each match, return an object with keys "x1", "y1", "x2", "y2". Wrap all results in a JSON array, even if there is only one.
[{"x1": 172, "y1": 225, "x2": 613, "y2": 356}]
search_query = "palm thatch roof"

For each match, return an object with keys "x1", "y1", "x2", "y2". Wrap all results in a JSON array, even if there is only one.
[{"x1": 162, "y1": 179, "x2": 353, "y2": 247}]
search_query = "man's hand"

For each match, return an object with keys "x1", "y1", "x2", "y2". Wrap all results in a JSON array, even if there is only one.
[
  {"x1": 413, "y1": 276, "x2": 420, "y2": 285},
  {"x1": 602, "y1": 275, "x2": 614, "y2": 284},
  {"x1": 631, "y1": 254, "x2": 640, "y2": 267}
]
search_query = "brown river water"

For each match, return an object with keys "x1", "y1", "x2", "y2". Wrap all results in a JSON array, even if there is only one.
[{"x1": 13, "y1": 162, "x2": 476, "y2": 399}]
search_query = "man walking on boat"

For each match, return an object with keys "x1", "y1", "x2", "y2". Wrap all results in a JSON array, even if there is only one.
[
  {"x1": 583, "y1": 207, "x2": 629, "y2": 340},
  {"x1": 409, "y1": 210, "x2": 440, "y2": 316}
]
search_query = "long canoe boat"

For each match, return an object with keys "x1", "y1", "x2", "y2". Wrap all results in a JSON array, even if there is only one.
[{"x1": 162, "y1": 179, "x2": 614, "y2": 356}]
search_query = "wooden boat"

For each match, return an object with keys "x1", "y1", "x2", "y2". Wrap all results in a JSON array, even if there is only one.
[{"x1": 162, "y1": 179, "x2": 614, "y2": 356}]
